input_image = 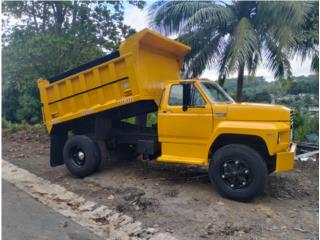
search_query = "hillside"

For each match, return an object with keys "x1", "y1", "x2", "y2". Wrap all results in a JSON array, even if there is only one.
[{"x1": 221, "y1": 74, "x2": 318, "y2": 103}]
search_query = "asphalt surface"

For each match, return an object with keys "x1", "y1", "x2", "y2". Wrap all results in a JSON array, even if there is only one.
[{"x1": 2, "y1": 180, "x2": 103, "y2": 240}]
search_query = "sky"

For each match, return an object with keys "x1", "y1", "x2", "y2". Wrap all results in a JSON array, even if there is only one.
[{"x1": 123, "y1": 3, "x2": 313, "y2": 82}]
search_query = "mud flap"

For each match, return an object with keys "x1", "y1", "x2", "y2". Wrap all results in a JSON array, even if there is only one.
[{"x1": 50, "y1": 130, "x2": 68, "y2": 167}]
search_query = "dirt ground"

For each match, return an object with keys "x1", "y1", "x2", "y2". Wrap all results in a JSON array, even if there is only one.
[{"x1": 2, "y1": 128, "x2": 319, "y2": 240}]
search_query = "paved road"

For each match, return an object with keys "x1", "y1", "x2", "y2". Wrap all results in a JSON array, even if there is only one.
[{"x1": 2, "y1": 180, "x2": 103, "y2": 240}]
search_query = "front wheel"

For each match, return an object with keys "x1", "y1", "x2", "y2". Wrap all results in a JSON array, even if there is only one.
[
  {"x1": 209, "y1": 144, "x2": 267, "y2": 202},
  {"x1": 63, "y1": 135, "x2": 101, "y2": 178}
]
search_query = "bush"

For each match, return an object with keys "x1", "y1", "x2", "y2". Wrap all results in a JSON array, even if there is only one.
[
  {"x1": 31, "y1": 123, "x2": 47, "y2": 134},
  {"x1": 2, "y1": 118, "x2": 23, "y2": 133},
  {"x1": 293, "y1": 112, "x2": 319, "y2": 143},
  {"x1": 2, "y1": 118, "x2": 46, "y2": 134}
]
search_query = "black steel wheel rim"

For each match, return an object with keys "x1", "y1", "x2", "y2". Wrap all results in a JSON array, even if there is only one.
[
  {"x1": 70, "y1": 146, "x2": 86, "y2": 167},
  {"x1": 220, "y1": 159, "x2": 252, "y2": 189}
]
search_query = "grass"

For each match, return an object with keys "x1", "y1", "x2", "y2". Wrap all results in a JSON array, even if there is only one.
[{"x1": 2, "y1": 118, "x2": 46, "y2": 134}]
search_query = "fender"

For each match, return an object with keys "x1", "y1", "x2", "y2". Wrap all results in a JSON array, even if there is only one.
[{"x1": 205, "y1": 120, "x2": 290, "y2": 164}]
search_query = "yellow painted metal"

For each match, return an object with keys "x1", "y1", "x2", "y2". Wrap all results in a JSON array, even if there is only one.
[
  {"x1": 38, "y1": 28, "x2": 294, "y2": 173},
  {"x1": 158, "y1": 81, "x2": 213, "y2": 165},
  {"x1": 37, "y1": 28, "x2": 190, "y2": 133},
  {"x1": 275, "y1": 151, "x2": 295, "y2": 172},
  {"x1": 157, "y1": 80, "x2": 293, "y2": 169}
]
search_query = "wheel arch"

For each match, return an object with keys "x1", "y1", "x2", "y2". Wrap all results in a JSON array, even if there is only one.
[{"x1": 209, "y1": 133, "x2": 276, "y2": 174}]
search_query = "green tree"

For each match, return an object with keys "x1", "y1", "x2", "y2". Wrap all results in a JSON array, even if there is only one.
[
  {"x1": 246, "y1": 90, "x2": 271, "y2": 103},
  {"x1": 149, "y1": 1, "x2": 310, "y2": 102},
  {"x1": 2, "y1": 1, "x2": 145, "y2": 123}
]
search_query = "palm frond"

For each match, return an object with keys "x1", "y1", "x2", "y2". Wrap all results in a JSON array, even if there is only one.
[
  {"x1": 218, "y1": 37, "x2": 233, "y2": 79},
  {"x1": 311, "y1": 50, "x2": 319, "y2": 73},
  {"x1": 292, "y1": 1, "x2": 318, "y2": 63},
  {"x1": 183, "y1": 32, "x2": 224, "y2": 77},
  {"x1": 247, "y1": 51, "x2": 260, "y2": 82},
  {"x1": 184, "y1": 4, "x2": 232, "y2": 33},
  {"x1": 148, "y1": 1, "x2": 213, "y2": 35},
  {"x1": 257, "y1": 1, "x2": 311, "y2": 48},
  {"x1": 220, "y1": 17, "x2": 259, "y2": 76},
  {"x1": 265, "y1": 37, "x2": 292, "y2": 81},
  {"x1": 257, "y1": 1, "x2": 310, "y2": 28}
]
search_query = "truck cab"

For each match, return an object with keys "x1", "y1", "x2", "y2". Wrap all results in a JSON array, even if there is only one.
[
  {"x1": 156, "y1": 79, "x2": 295, "y2": 200},
  {"x1": 38, "y1": 29, "x2": 295, "y2": 202}
]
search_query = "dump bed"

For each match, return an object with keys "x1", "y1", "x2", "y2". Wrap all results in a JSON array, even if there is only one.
[{"x1": 38, "y1": 29, "x2": 190, "y2": 133}]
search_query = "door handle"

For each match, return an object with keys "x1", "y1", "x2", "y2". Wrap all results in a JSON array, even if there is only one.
[{"x1": 162, "y1": 110, "x2": 172, "y2": 113}]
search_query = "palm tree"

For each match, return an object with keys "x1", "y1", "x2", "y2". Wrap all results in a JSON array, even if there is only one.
[{"x1": 149, "y1": 1, "x2": 310, "y2": 102}]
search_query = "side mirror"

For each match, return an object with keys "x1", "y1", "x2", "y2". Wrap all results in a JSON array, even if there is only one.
[{"x1": 182, "y1": 83, "x2": 190, "y2": 111}]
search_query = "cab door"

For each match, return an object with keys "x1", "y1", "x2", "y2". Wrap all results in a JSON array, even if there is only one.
[{"x1": 158, "y1": 82, "x2": 213, "y2": 165}]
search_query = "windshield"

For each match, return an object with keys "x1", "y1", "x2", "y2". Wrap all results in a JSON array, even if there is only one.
[{"x1": 200, "y1": 82, "x2": 234, "y2": 103}]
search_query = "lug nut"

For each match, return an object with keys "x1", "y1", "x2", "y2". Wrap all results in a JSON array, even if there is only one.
[
  {"x1": 223, "y1": 163, "x2": 227, "y2": 167},
  {"x1": 221, "y1": 175, "x2": 225, "y2": 179},
  {"x1": 230, "y1": 184, "x2": 234, "y2": 188},
  {"x1": 235, "y1": 160, "x2": 239, "y2": 164},
  {"x1": 242, "y1": 182, "x2": 246, "y2": 185},
  {"x1": 78, "y1": 152, "x2": 85, "y2": 160},
  {"x1": 245, "y1": 170, "x2": 249, "y2": 174}
]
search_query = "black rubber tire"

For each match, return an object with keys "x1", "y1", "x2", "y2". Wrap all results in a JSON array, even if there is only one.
[
  {"x1": 63, "y1": 135, "x2": 101, "y2": 178},
  {"x1": 209, "y1": 144, "x2": 267, "y2": 202},
  {"x1": 96, "y1": 140, "x2": 110, "y2": 167}
]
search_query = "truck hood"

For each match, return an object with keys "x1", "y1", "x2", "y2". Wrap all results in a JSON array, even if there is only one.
[{"x1": 214, "y1": 103, "x2": 291, "y2": 122}]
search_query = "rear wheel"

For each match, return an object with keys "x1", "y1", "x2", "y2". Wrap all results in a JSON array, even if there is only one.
[
  {"x1": 209, "y1": 144, "x2": 267, "y2": 202},
  {"x1": 63, "y1": 135, "x2": 101, "y2": 178}
]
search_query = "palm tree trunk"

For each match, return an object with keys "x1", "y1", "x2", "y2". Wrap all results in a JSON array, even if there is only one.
[{"x1": 236, "y1": 64, "x2": 245, "y2": 102}]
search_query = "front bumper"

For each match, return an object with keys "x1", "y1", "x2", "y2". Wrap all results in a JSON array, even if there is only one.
[{"x1": 275, "y1": 143, "x2": 296, "y2": 172}]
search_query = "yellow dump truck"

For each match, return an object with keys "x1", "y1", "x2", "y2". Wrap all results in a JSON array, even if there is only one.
[{"x1": 38, "y1": 29, "x2": 295, "y2": 201}]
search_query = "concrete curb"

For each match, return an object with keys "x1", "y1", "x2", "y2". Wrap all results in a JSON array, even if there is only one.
[{"x1": 2, "y1": 160, "x2": 176, "y2": 240}]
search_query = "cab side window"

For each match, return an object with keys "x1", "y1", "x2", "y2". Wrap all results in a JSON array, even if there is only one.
[
  {"x1": 168, "y1": 83, "x2": 206, "y2": 107},
  {"x1": 169, "y1": 84, "x2": 183, "y2": 105},
  {"x1": 190, "y1": 85, "x2": 206, "y2": 107}
]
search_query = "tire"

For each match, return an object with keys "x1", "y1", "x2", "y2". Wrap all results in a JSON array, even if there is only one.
[
  {"x1": 63, "y1": 135, "x2": 101, "y2": 178},
  {"x1": 95, "y1": 140, "x2": 110, "y2": 168},
  {"x1": 209, "y1": 144, "x2": 267, "y2": 202}
]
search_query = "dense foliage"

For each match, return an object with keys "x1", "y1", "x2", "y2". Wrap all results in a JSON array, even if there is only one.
[
  {"x1": 149, "y1": 1, "x2": 318, "y2": 101},
  {"x1": 2, "y1": 1, "x2": 145, "y2": 123}
]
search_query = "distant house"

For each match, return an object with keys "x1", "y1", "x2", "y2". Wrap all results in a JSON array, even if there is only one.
[
  {"x1": 308, "y1": 107, "x2": 319, "y2": 114},
  {"x1": 276, "y1": 95, "x2": 296, "y2": 101}
]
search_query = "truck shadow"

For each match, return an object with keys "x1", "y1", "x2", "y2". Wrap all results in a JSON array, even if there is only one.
[
  {"x1": 98, "y1": 157, "x2": 317, "y2": 202},
  {"x1": 102, "y1": 157, "x2": 211, "y2": 184}
]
